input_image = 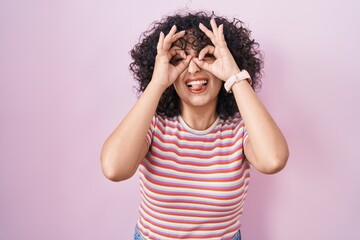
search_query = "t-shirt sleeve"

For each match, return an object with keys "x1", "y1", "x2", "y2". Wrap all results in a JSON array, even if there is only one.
[
  {"x1": 145, "y1": 114, "x2": 158, "y2": 147},
  {"x1": 243, "y1": 126, "x2": 249, "y2": 149},
  {"x1": 233, "y1": 113, "x2": 249, "y2": 150}
]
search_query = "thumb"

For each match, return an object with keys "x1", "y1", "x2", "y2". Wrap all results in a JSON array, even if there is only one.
[
  {"x1": 193, "y1": 58, "x2": 212, "y2": 72},
  {"x1": 175, "y1": 55, "x2": 192, "y2": 73}
]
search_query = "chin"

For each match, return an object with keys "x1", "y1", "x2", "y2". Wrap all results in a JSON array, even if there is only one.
[{"x1": 183, "y1": 95, "x2": 218, "y2": 108}]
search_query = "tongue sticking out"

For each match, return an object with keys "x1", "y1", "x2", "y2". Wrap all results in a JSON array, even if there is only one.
[
  {"x1": 186, "y1": 80, "x2": 208, "y2": 92},
  {"x1": 190, "y1": 83, "x2": 204, "y2": 90}
]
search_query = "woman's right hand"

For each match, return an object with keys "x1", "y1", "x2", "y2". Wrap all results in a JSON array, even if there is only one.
[{"x1": 152, "y1": 25, "x2": 192, "y2": 89}]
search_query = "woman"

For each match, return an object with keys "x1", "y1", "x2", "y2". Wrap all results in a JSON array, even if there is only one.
[{"x1": 101, "y1": 11, "x2": 289, "y2": 240}]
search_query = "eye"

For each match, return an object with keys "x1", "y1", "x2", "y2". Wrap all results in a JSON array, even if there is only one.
[
  {"x1": 203, "y1": 53, "x2": 215, "y2": 62},
  {"x1": 170, "y1": 56, "x2": 183, "y2": 66}
]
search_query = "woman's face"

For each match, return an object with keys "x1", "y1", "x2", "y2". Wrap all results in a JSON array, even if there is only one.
[{"x1": 171, "y1": 33, "x2": 222, "y2": 111}]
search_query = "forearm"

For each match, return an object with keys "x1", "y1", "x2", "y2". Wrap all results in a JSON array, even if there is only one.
[
  {"x1": 101, "y1": 26, "x2": 192, "y2": 181},
  {"x1": 101, "y1": 81, "x2": 165, "y2": 181},
  {"x1": 232, "y1": 80, "x2": 289, "y2": 173}
]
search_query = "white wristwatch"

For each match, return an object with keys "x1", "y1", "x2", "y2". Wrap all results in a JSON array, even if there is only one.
[{"x1": 224, "y1": 70, "x2": 252, "y2": 93}]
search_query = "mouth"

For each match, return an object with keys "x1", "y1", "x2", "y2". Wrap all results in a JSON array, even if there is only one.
[{"x1": 185, "y1": 79, "x2": 208, "y2": 94}]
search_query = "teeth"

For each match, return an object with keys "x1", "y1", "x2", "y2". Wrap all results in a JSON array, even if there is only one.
[{"x1": 186, "y1": 80, "x2": 208, "y2": 86}]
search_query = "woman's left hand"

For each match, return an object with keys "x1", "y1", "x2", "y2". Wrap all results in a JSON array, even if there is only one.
[{"x1": 193, "y1": 19, "x2": 241, "y2": 81}]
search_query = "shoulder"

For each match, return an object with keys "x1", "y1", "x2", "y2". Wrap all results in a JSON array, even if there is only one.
[
  {"x1": 152, "y1": 113, "x2": 180, "y2": 130},
  {"x1": 221, "y1": 113, "x2": 245, "y2": 127},
  {"x1": 154, "y1": 113, "x2": 177, "y2": 123}
]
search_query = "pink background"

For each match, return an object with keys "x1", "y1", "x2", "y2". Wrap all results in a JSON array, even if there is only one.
[{"x1": 1, "y1": 0, "x2": 359, "y2": 239}]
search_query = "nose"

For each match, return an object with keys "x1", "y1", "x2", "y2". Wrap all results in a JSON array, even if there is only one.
[{"x1": 188, "y1": 59, "x2": 200, "y2": 74}]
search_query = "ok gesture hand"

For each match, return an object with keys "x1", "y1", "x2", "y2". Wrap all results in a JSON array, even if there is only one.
[
  {"x1": 152, "y1": 25, "x2": 192, "y2": 89},
  {"x1": 194, "y1": 19, "x2": 241, "y2": 81}
]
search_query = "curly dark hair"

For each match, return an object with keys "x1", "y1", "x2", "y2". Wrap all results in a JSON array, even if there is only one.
[{"x1": 129, "y1": 11, "x2": 263, "y2": 119}]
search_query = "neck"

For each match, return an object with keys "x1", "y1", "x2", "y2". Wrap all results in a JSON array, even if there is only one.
[{"x1": 180, "y1": 104, "x2": 218, "y2": 131}]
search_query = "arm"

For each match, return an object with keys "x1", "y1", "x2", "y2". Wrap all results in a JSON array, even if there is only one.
[
  {"x1": 100, "y1": 82, "x2": 165, "y2": 181},
  {"x1": 101, "y1": 26, "x2": 192, "y2": 181},
  {"x1": 194, "y1": 19, "x2": 289, "y2": 174},
  {"x1": 232, "y1": 80, "x2": 289, "y2": 174}
]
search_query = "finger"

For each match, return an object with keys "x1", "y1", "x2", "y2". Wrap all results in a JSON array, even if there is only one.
[
  {"x1": 168, "y1": 48, "x2": 176, "y2": 58},
  {"x1": 166, "y1": 25, "x2": 177, "y2": 37},
  {"x1": 193, "y1": 57, "x2": 211, "y2": 72},
  {"x1": 172, "y1": 30, "x2": 185, "y2": 41},
  {"x1": 157, "y1": 31, "x2": 165, "y2": 51},
  {"x1": 198, "y1": 45, "x2": 215, "y2": 60},
  {"x1": 178, "y1": 49, "x2": 187, "y2": 59},
  {"x1": 169, "y1": 30, "x2": 186, "y2": 50},
  {"x1": 175, "y1": 55, "x2": 193, "y2": 72},
  {"x1": 217, "y1": 24, "x2": 227, "y2": 47},
  {"x1": 218, "y1": 24, "x2": 225, "y2": 41},
  {"x1": 210, "y1": 18, "x2": 219, "y2": 36},
  {"x1": 163, "y1": 25, "x2": 178, "y2": 49},
  {"x1": 199, "y1": 23, "x2": 217, "y2": 44},
  {"x1": 169, "y1": 47, "x2": 186, "y2": 59}
]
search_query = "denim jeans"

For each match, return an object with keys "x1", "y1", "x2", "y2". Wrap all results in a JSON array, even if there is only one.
[{"x1": 134, "y1": 226, "x2": 241, "y2": 240}]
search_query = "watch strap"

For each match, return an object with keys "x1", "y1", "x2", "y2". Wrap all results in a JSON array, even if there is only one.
[{"x1": 224, "y1": 70, "x2": 251, "y2": 93}]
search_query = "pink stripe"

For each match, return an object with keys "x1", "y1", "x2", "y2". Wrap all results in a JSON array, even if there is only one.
[
  {"x1": 140, "y1": 199, "x2": 242, "y2": 218},
  {"x1": 151, "y1": 143, "x2": 244, "y2": 160},
  {"x1": 140, "y1": 203, "x2": 239, "y2": 225},
  {"x1": 153, "y1": 132, "x2": 245, "y2": 148},
  {"x1": 141, "y1": 173, "x2": 246, "y2": 192},
  {"x1": 139, "y1": 178, "x2": 248, "y2": 201},
  {"x1": 140, "y1": 190, "x2": 246, "y2": 213},
  {"x1": 140, "y1": 162, "x2": 246, "y2": 181}
]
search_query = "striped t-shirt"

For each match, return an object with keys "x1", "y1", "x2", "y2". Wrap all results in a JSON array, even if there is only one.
[{"x1": 137, "y1": 113, "x2": 251, "y2": 240}]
